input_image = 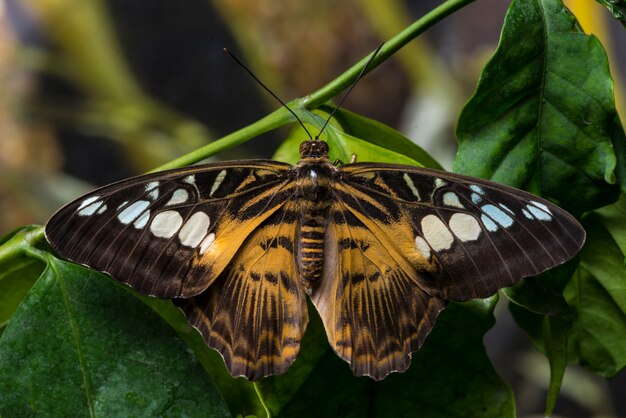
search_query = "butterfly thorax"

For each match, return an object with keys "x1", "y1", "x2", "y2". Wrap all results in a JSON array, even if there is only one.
[{"x1": 294, "y1": 141, "x2": 336, "y2": 294}]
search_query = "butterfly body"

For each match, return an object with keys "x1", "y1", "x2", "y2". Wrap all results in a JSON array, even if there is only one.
[
  {"x1": 293, "y1": 141, "x2": 336, "y2": 293},
  {"x1": 46, "y1": 139, "x2": 585, "y2": 380}
]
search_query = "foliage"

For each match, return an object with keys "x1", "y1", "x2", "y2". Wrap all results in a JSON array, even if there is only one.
[{"x1": 1, "y1": 0, "x2": 624, "y2": 416}]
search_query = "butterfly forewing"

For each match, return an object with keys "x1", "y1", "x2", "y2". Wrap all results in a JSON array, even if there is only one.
[
  {"x1": 45, "y1": 161, "x2": 293, "y2": 298},
  {"x1": 338, "y1": 164, "x2": 585, "y2": 301}
]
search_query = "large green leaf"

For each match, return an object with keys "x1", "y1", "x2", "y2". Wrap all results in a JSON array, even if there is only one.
[
  {"x1": 455, "y1": 0, "x2": 619, "y2": 214},
  {"x1": 0, "y1": 256, "x2": 229, "y2": 418},
  {"x1": 564, "y1": 203, "x2": 626, "y2": 378},
  {"x1": 256, "y1": 298, "x2": 514, "y2": 418}
]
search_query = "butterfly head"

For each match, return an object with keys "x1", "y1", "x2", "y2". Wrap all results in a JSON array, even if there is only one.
[{"x1": 299, "y1": 140, "x2": 329, "y2": 159}]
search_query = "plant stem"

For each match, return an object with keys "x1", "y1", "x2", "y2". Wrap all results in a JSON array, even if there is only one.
[
  {"x1": 151, "y1": 107, "x2": 293, "y2": 172},
  {"x1": 152, "y1": 0, "x2": 478, "y2": 171},
  {"x1": 0, "y1": 226, "x2": 46, "y2": 264}
]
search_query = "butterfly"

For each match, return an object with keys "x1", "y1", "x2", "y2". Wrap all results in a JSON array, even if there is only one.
[{"x1": 45, "y1": 139, "x2": 585, "y2": 380}]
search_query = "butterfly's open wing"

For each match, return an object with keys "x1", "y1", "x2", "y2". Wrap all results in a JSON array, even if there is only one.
[
  {"x1": 175, "y1": 202, "x2": 308, "y2": 380},
  {"x1": 335, "y1": 164, "x2": 586, "y2": 301},
  {"x1": 310, "y1": 204, "x2": 446, "y2": 380},
  {"x1": 45, "y1": 161, "x2": 294, "y2": 298}
]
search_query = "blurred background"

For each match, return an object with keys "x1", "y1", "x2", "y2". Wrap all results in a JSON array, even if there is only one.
[{"x1": 0, "y1": 0, "x2": 623, "y2": 415}]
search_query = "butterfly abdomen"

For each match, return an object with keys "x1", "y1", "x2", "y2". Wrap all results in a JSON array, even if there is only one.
[
  {"x1": 297, "y1": 206, "x2": 329, "y2": 293},
  {"x1": 294, "y1": 153, "x2": 335, "y2": 294}
]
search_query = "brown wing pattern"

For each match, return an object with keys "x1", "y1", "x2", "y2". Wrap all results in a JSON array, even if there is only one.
[
  {"x1": 337, "y1": 164, "x2": 585, "y2": 301},
  {"x1": 310, "y1": 203, "x2": 446, "y2": 380},
  {"x1": 45, "y1": 161, "x2": 293, "y2": 298},
  {"x1": 175, "y1": 203, "x2": 308, "y2": 380}
]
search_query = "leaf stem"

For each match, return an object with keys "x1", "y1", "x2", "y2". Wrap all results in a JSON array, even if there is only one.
[
  {"x1": 0, "y1": 226, "x2": 46, "y2": 264},
  {"x1": 253, "y1": 382, "x2": 272, "y2": 418},
  {"x1": 152, "y1": 0, "x2": 477, "y2": 171}
]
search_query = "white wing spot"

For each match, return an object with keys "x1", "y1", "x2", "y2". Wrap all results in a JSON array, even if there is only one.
[
  {"x1": 150, "y1": 210, "x2": 183, "y2": 238},
  {"x1": 421, "y1": 214, "x2": 454, "y2": 251},
  {"x1": 470, "y1": 185, "x2": 485, "y2": 195},
  {"x1": 145, "y1": 181, "x2": 160, "y2": 200},
  {"x1": 179, "y1": 212, "x2": 211, "y2": 247},
  {"x1": 210, "y1": 170, "x2": 227, "y2": 197},
  {"x1": 403, "y1": 173, "x2": 421, "y2": 200},
  {"x1": 183, "y1": 175, "x2": 196, "y2": 185},
  {"x1": 481, "y1": 214, "x2": 499, "y2": 232},
  {"x1": 528, "y1": 200, "x2": 553, "y2": 220},
  {"x1": 529, "y1": 200, "x2": 552, "y2": 214},
  {"x1": 199, "y1": 233, "x2": 216, "y2": 255},
  {"x1": 443, "y1": 192, "x2": 464, "y2": 208},
  {"x1": 482, "y1": 204, "x2": 514, "y2": 228},
  {"x1": 78, "y1": 199, "x2": 106, "y2": 216},
  {"x1": 527, "y1": 204, "x2": 552, "y2": 221},
  {"x1": 449, "y1": 213, "x2": 481, "y2": 242},
  {"x1": 434, "y1": 178, "x2": 447, "y2": 188},
  {"x1": 414, "y1": 236, "x2": 431, "y2": 260},
  {"x1": 133, "y1": 210, "x2": 151, "y2": 229},
  {"x1": 78, "y1": 196, "x2": 100, "y2": 211},
  {"x1": 166, "y1": 188, "x2": 189, "y2": 206},
  {"x1": 498, "y1": 203, "x2": 515, "y2": 215},
  {"x1": 522, "y1": 208, "x2": 534, "y2": 219},
  {"x1": 471, "y1": 193, "x2": 482, "y2": 204},
  {"x1": 118, "y1": 200, "x2": 150, "y2": 225}
]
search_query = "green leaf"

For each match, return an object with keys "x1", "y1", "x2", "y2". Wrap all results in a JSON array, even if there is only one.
[
  {"x1": 0, "y1": 256, "x2": 229, "y2": 418},
  {"x1": 321, "y1": 105, "x2": 443, "y2": 170},
  {"x1": 504, "y1": 260, "x2": 578, "y2": 316},
  {"x1": 596, "y1": 191, "x2": 626, "y2": 255},
  {"x1": 256, "y1": 298, "x2": 514, "y2": 418},
  {"x1": 0, "y1": 226, "x2": 46, "y2": 331},
  {"x1": 564, "y1": 209, "x2": 626, "y2": 378},
  {"x1": 0, "y1": 256, "x2": 44, "y2": 329},
  {"x1": 137, "y1": 296, "x2": 264, "y2": 417},
  {"x1": 508, "y1": 305, "x2": 574, "y2": 415},
  {"x1": 274, "y1": 108, "x2": 441, "y2": 169},
  {"x1": 455, "y1": 0, "x2": 619, "y2": 214},
  {"x1": 543, "y1": 314, "x2": 570, "y2": 416}
]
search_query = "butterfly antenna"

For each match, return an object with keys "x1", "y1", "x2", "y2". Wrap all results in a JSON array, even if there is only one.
[
  {"x1": 224, "y1": 48, "x2": 313, "y2": 140},
  {"x1": 315, "y1": 43, "x2": 384, "y2": 140}
]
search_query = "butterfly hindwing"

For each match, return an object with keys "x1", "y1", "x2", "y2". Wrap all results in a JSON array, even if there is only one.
[
  {"x1": 45, "y1": 161, "x2": 293, "y2": 298},
  {"x1": 175, "y1": 202, "x2": 308, "y2": 380},
  {"x1": 311, "y1": 203, "x2": 446, "y2": 380},
  {"x1": 337, "y1": 164, "x2": 585, "y2": 301}
]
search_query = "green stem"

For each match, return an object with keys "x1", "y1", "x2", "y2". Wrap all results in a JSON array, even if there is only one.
[
  {"x1": 151, "y1": 107, "x2": 293, "y2": 172},
  {"x1": 152, "y1": 0, "x2": 477, "y2": 171},
  {"x1": 253, "y1": 382, "x2": 272, "y2": 418},
  {"x1": 0, "y1": 226, "x2": 46, "y2": 264}
]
